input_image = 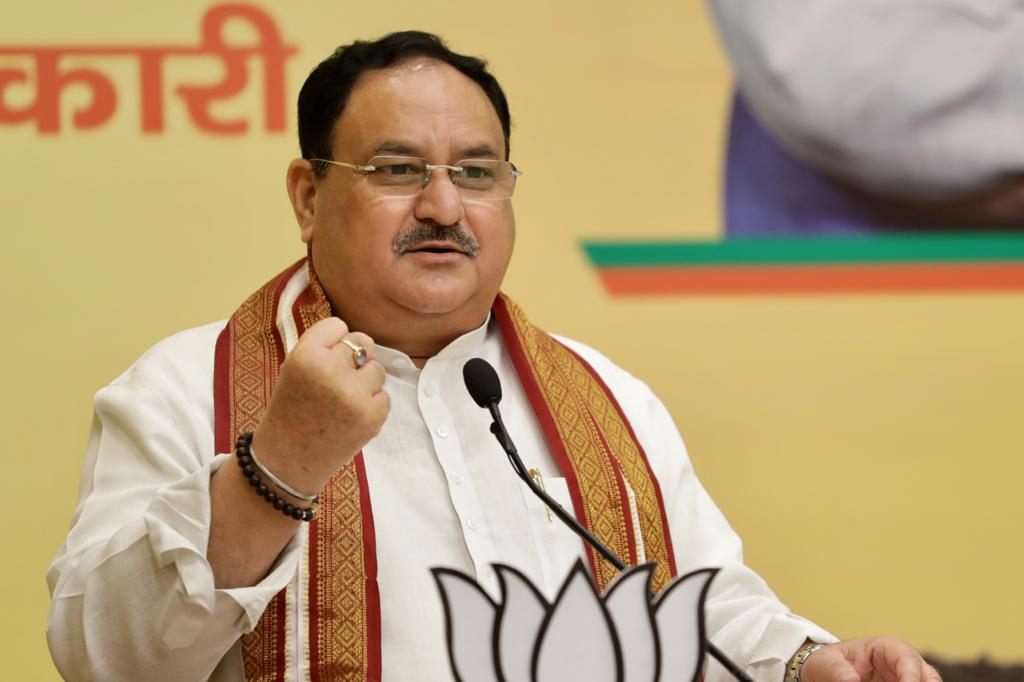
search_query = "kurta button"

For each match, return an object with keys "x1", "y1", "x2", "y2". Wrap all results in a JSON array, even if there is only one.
[
  {"x1": 423, "y1": 385, "x2": 435, "y2": 398},
  {"x1": 451, "y1": 473, "x2": 464, "y2": 485},
  {"x1": 436, "y1": 425, "x2": 449, "y2": 438},
  {"x1": 467, "y1": 519, "x2": 479, "y2": 531}
]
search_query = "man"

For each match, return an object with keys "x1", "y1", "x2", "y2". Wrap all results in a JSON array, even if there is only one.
[{"x1": 47, "y1": 32, "x2": 941, "y2": 681}]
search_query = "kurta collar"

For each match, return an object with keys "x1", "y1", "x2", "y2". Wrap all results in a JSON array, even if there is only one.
[{"x1": 374, "y1": 313, "x2": 491, "y2": 383}]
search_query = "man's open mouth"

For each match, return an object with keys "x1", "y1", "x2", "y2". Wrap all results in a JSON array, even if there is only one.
[{"x1": 406, "y1": 242, "x2": 465, "y2": 254}]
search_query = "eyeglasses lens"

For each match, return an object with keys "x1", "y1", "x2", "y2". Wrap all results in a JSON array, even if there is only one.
[{"x1": 364, "y1": 156, "x2": 518, "y2": 200}]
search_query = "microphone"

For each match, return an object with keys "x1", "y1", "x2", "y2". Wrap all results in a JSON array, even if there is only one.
[
  {"x1": 462, "y1": 358, "x2": 755, "y2": 682},
  {"x1": 463, "y1": 357, "x2": 517, "y2": 462},
  {"x1": 463, "y1": 356, "x2": 502, "y2": 407}
]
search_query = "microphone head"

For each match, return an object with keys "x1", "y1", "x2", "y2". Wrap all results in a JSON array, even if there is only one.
[{"x1": 463, "y1": 358, "x2": 502, "y2": 408}]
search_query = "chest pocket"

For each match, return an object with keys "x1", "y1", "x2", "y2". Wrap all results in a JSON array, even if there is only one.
[{"x1": 523, "y1": 475, "x2": 647, "y2": 597}]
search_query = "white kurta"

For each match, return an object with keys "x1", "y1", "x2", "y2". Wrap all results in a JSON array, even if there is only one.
[{"x1": 47, "y1": 316, "x2": 834, "y2": 682}]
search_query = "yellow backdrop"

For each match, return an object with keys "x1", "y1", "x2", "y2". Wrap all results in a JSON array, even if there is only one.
[{"x1": 2, "y1": 1, "x2": 1021, "y2": 679}]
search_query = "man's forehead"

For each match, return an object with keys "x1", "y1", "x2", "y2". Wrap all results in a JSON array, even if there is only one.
[{"x1": 332, "y1": 58, "x2": 506, "y2": 159}]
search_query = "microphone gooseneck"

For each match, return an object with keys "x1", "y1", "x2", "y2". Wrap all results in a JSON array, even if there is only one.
[
  {"x1": 464, "y1": 360, "x2": 617, "y2": 560},
  {"x1": 462, "y1": 358, "x2": 756, "y2": 682}
]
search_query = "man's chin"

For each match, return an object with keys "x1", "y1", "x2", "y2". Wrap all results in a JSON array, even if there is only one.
[
  {"x1": 398, "y1": 295, "x2": 474, "y2": 317},
  {"x1": 392, "y1": 281, "x2": 489, "y2": 318}
]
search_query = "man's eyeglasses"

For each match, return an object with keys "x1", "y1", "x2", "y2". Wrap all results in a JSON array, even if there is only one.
[{"x1": 309, "y1": 155, "x2": 523, "y2": 201}]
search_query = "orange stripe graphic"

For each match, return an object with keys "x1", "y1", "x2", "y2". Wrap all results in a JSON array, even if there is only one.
[{"x1": 599, "y1": 263, "x2": 1024, "y2": 295}]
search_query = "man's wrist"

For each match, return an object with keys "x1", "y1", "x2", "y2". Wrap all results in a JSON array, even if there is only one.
[
  {"x1": 785, "y1": 642, "x2": 826, "y2": 682},
  {"x1": 236, "y1": 431, "x2": 318, "y2": 522}
]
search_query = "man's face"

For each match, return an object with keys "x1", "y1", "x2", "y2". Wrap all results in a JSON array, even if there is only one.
[{"x1": 301, "y1": 59, "x2": 515, "y2": 341}]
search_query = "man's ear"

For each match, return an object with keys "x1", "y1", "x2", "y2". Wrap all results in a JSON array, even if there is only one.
[{"x1": 286, "y1": 158, "x2": 317, "y2": 243}]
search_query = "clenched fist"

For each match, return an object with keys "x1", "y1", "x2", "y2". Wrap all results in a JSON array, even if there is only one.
[{"x1": 251, "y1": 317, "x2": 390, "y2": 499}]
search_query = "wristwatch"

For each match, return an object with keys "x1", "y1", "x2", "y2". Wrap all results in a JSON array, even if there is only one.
[{"x1": 785, "y1": 642, "x2": 826, "y2": 682}]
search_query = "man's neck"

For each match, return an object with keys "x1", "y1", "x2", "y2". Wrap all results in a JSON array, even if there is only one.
[{"x1": 331, "y1": 301, "x2": 490, "y2": 366}]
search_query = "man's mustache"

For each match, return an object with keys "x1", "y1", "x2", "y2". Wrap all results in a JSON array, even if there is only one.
[{"x1": 392, "y1": 222, "x2": 481, "y2": 257}]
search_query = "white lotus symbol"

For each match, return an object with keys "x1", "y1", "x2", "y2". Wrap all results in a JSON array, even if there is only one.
[{"x1": 433, "y1": 560, "x2": 718, "y2": 682}]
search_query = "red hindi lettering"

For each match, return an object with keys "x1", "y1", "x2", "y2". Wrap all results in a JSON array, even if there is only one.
[
  {"x1": 0, "y1": 50, "x2": 117, "y2": 134},
  {"x1": 138, "y1": 49, "x2": 169, "y2": 133},
  {"x1": 174, "y1": 3, "x2": 296, "y2": 135},
  {"x1": 0, "y1": 3, "x2": 296, "y2": 136}
]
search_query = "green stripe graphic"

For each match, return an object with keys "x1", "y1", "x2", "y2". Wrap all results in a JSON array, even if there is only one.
[{"x1": 582, "y1": 234, "x2": 1024, "y2": 267}]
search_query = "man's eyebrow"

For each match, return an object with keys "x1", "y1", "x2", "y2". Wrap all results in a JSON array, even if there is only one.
[
  {"x1": 374, "y1": 140, "x2": 418, "y2": 155},
  {"x1": 460, "y1": 144, "x2": 500, "y2": 159}
]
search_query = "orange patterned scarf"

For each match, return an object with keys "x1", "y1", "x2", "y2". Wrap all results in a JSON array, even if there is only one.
[{"x1": 214, "y1": 259, "x2": 676, "y2": 681}]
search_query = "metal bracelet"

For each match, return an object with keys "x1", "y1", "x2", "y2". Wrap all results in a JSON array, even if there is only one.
[
  {"x1": 248, "y1": 442, "x2": 320, "y2": 503},
  {"x1": 786, "y1": 643, "x2": 826, "y2": 682}
]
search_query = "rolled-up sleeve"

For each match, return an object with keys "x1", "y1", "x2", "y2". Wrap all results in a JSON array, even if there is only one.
[{"x1": 47, "y1": 327, "x2": 302, "y2": 681}]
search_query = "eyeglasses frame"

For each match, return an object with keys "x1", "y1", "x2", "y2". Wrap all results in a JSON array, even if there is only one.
[{"x1": 308, "y1": 155, "x2": 523, "y2": 199}]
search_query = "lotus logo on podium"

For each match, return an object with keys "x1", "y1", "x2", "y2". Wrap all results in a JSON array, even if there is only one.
[{"x1": 433, "y1": 560, "x2": 718, "y2": 682}]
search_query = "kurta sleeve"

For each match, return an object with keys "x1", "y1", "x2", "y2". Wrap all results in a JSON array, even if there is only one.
[
  {"x1": 707, "y1": 0, "x2": 1024, "y2": 200},
  {"x1": 559, "y1": 338, "x2": 836, "y2": 682},
  {"x1": 46, "y1": 325, "x2": 302, "y2": 682}
]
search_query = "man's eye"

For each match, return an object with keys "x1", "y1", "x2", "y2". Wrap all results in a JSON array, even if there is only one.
[
  {"x1": 462, "y1": 165, "x2": 493, "y2": 179},
  {"x1": 382, "y1": 164, "x2": 413, "y2": 175}
]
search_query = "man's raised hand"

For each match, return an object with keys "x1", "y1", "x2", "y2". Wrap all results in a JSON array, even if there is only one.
[{"x1": 251, "y1": 317, "x2": 389, "y2": 500}]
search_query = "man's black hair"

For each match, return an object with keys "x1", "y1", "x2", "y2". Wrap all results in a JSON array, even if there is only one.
[{"x1": 298, "y1": 31, "x2": 512, "y2": 176}]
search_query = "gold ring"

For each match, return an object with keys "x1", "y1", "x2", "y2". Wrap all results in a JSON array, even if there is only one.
[{"x1": 341, "y1": 339, "x2": 368, "y2": 367}]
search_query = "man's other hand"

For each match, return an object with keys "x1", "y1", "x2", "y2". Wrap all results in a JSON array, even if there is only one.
[{"x1": 802, "y1": 637, "x2": 942, "y2": 682}]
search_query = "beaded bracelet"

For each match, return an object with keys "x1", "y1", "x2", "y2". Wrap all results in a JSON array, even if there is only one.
[{"x1": 235, "y1": 431, "x2": 317, "y2": 522}]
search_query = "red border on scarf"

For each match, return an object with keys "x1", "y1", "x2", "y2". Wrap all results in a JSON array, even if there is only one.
[
  {"x1": 213, "y1": 325, "x2": 232, "y2": 455},
  {"x1": 356, "y1": 453, "x2": 382, "y2": 681}
]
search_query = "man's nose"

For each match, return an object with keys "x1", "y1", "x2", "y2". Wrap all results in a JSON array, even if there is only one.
[{"x1": 413, "y1": 167, "x2": 465, "y2": 227}]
